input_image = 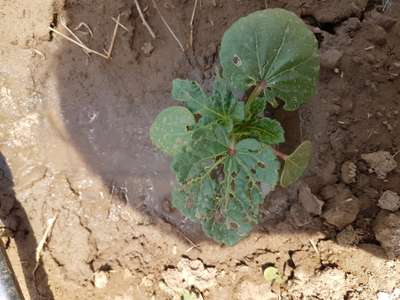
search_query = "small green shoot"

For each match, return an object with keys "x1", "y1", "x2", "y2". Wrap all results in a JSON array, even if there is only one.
[
  {"x1": 263, "y1": 266, "x2": 284, "y2": 284},
  {"x1": 150, "y1": 8, "x2": 319, "y2": 245}
]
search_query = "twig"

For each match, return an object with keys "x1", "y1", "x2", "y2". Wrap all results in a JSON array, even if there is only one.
[
  {"x1": 106, "y1": 14, "x2": 121, "y2": 58},
  {"x1": 32, "y1": 49, "x2": 46, "y2": 60},
  {"x1": 183, "y1": 235, "x2": 201, "y2": 253},
  {"x1": 49, "y1": 14, "x2": 124, "y2": 60},
  {"x1": 309, "y1": 239, "x2": 320, "y2": 255},
  {"x1": 60, "y1": 17, "x2": 86, "y2": 47},
  {"x1": 74, "y1": 22, "x2": 94, "y2": 37},
  {"x1": 49, "y1": 27, "x2": 109, "y2": 59},
  {"x1": 134, "y1": 0, "x2": 156, "y2": 39},
  {"x1": 273, "y1": 148, "x2": 288, "y2": 160},
  {"x1": 151, "y1": 0, "x2": 185, "y2": 52},
  {"x1": 112, "y1": 17, "x2": 129, "y2": 32},
  {"x1": 60, "y1": 17, "x2": 90, "y2": 55},
  {"x1": 189, "y1": 0, "x2": 199, "y2": 49},
  {"x1": 33, "y1": 215, "x2": 58, "y2": 274}
]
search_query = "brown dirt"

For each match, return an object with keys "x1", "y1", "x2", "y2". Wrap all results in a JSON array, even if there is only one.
[{"x1": 1, "y1": 0, "x2": 400, "y2": 299}]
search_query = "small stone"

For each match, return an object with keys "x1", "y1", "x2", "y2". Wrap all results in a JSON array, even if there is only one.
[
  {"x1": 361, "y1": 151, "x2": 397, "y2": 179},
  {"x1": 141, "y1": 42, "x2": 154, "y2": 55},
  {"x1": 323, "y1": 187, "x2": 360, "y2": 229},
  {"x1": 320, "y1": 49, "x2": 343, "y2": 69},
  {"x1": 298, "y1": 185, "x2": 324, "y2": 215},
  {"x1": 94, "y1": 271, "x2": 108, "y2": 289},
  {"x1": 373, "y1": 211, "x2": 400, "y2": 258},
  {"x1": 341, "y1": 161, "x2": 357, "y2": 184},
  {"x1": 378, "y1": 190, "x2": 400, "y2": 212}
]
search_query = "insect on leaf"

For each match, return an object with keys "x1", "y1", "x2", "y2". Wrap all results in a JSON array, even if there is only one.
[
  {"x1": 220, "y1": 9, "x2": 320, "y2": 111},
  {"x1": 149, "y1": 106, "x2": 195, "y2": 156},
  {"x1": 280, "y1": 140, "x2": 312, "y2": 187}
]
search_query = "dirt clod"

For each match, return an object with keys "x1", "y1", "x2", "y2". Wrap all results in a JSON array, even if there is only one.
[
  {"x1": 374, "y1": 211, "x2": 400, "y2": 258},
  {"x1": 378, "y1": 190, "x2": 400, "y2": 212},
  {"x1": 323, "y1": 187, "x2": 360, "y2": 229},
  {"x1": 161, "y1": 258, "x2": 217, "y2": 297},
  {"x1": 141, "y1": 42, "x2": 154, "y2": 55},
  {"x1": 340, "y1": 161, "x2": 357, "y2": 184},
  {"x1": 235, "y1": 280, "x2": 278, "y2": 300},
  {"x1": 289, "y1": 268, "x2": 348, "y2": 300},
  {"x1": 298, "y1": 184, "x2": 324, "y2": 215},
  {"x1": 320, "y1": 49, "x2": 344, "y2": 69},
  {"x1": 361, "y1": 151, "x2": 398, "y2": 179}
]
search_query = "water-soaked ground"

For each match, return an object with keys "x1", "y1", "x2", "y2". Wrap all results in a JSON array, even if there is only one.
[{"x1": 1, "y1": 0, "x2": 400, "y2": 299}]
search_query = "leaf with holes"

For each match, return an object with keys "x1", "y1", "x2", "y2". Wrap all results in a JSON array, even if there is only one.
[
  {"x1": 172, "y1": 79, "x2": 244, "y2": 130},
  {"x1": 150, "y1": 8, "x2": 319, "y2": 246},
  {"x1": 172, "y1": 126, "x2": 280, "y2": 245},
  {"x1": 220, "y1": 8, "x2": 320, "y2": 111},
  {"x1": 280, "y1": 140, "x2": 312, "y2": 187},
  {"x1": 150, "y1": 106, "x2": 195, "y2": 156}
]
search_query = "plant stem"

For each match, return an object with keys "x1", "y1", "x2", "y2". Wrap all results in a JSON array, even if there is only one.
[
  {"x1": 273, "y1": 148, "x2": 288, "y2": 160},
  {"x1": 247, "y1": 80, "x2": 267, "y2": 103}
]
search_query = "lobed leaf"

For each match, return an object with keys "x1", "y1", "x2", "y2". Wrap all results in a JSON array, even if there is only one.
[
  {"x1": 220, "y1": 8, "x2": 320, "y2": 111},
  {"x1": 234, "y1": 117, "x2": 285, "y2": 145},
  {"x1": 172, "y1": 79, "x2": 244, "y2": 130},
  {"x1": 149, "y1": 106, "x2": 195, "y2": 156},
  {"x1": 171, "y1": 126, "x2": 280, "y2": 245}
]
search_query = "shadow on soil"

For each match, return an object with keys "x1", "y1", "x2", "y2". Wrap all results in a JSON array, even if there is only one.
[
  {"x1": 52, "y1": 0, "x2": 386, "y2": 257},
  {"x1": 0, "y1": 152, "x2": 54, "y2": 300}
]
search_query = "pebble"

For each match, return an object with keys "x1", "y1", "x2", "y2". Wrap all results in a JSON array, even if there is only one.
[
  {"x1": 141, "y1": 42, "x2": 154, "y2": 55},
  {"x1": 340, "y1": 161, "x2": 357, "y2": 184},
  {"x1": 94, "y1": 271, "x2": 108, "y2": 289},
  {"x1": 322, "y1": 187, "x2": 360, "y2": 229},
  {"x1": 378, "y1": 190, "x2": 400, "y2": 212},
  {"x1": 361, "y1": 151, "x2": 397, "y2": 179}
]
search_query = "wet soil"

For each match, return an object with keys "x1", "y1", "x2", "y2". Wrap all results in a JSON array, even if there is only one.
[{"x1": 1, "y1": 0, "x2": 400, "y2": 299}]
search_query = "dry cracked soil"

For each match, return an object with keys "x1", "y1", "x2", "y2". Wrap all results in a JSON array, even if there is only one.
[{"x1": 1, "y1": 0, "x2": 400, "y2": 299}]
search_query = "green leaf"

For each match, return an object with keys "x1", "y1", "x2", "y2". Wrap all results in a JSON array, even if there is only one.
[
  {"x1": 220, "y1": 9, "x2": 320, "y2": 111},
  {"x1": 245, "y1": 97, "x2": 266, "y2": 120},
  {"x1": 280, "y1": 140, "x2": 312, "y2": 187},
  {"x1": 263, "y1": 266, "x2": 284, "y2": 284},
  {"x1": 172, "y1": 79, "x2": 244, "y2": 130},
  {"x1": 171, "y1": 126, "x2": 280, "y2": 245},
  {"x1": 150, "y1": 106, "x2": 195, "y2": 156},
  {"x1": 235, "y1": 117, "x2": 285, "y2": 145},
  {"x1": 181, "y1": 290, "x2": 200, "y2": 300}
]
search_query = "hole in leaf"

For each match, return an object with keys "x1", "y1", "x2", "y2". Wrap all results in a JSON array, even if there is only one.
[
  {"x1": 228, "y1": 222, "x2": 239, "y2": 230},
  {"x1": 257, "y1": 162, "x2": 266, "y2": 168},
  {"x1": 232, "y1": 54, "x2": 242, "y2": 66}
]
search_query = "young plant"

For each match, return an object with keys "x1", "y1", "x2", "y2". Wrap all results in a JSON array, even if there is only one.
[{"x1": 150, "y1": 9, "x2": 319, "y2": 245}]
